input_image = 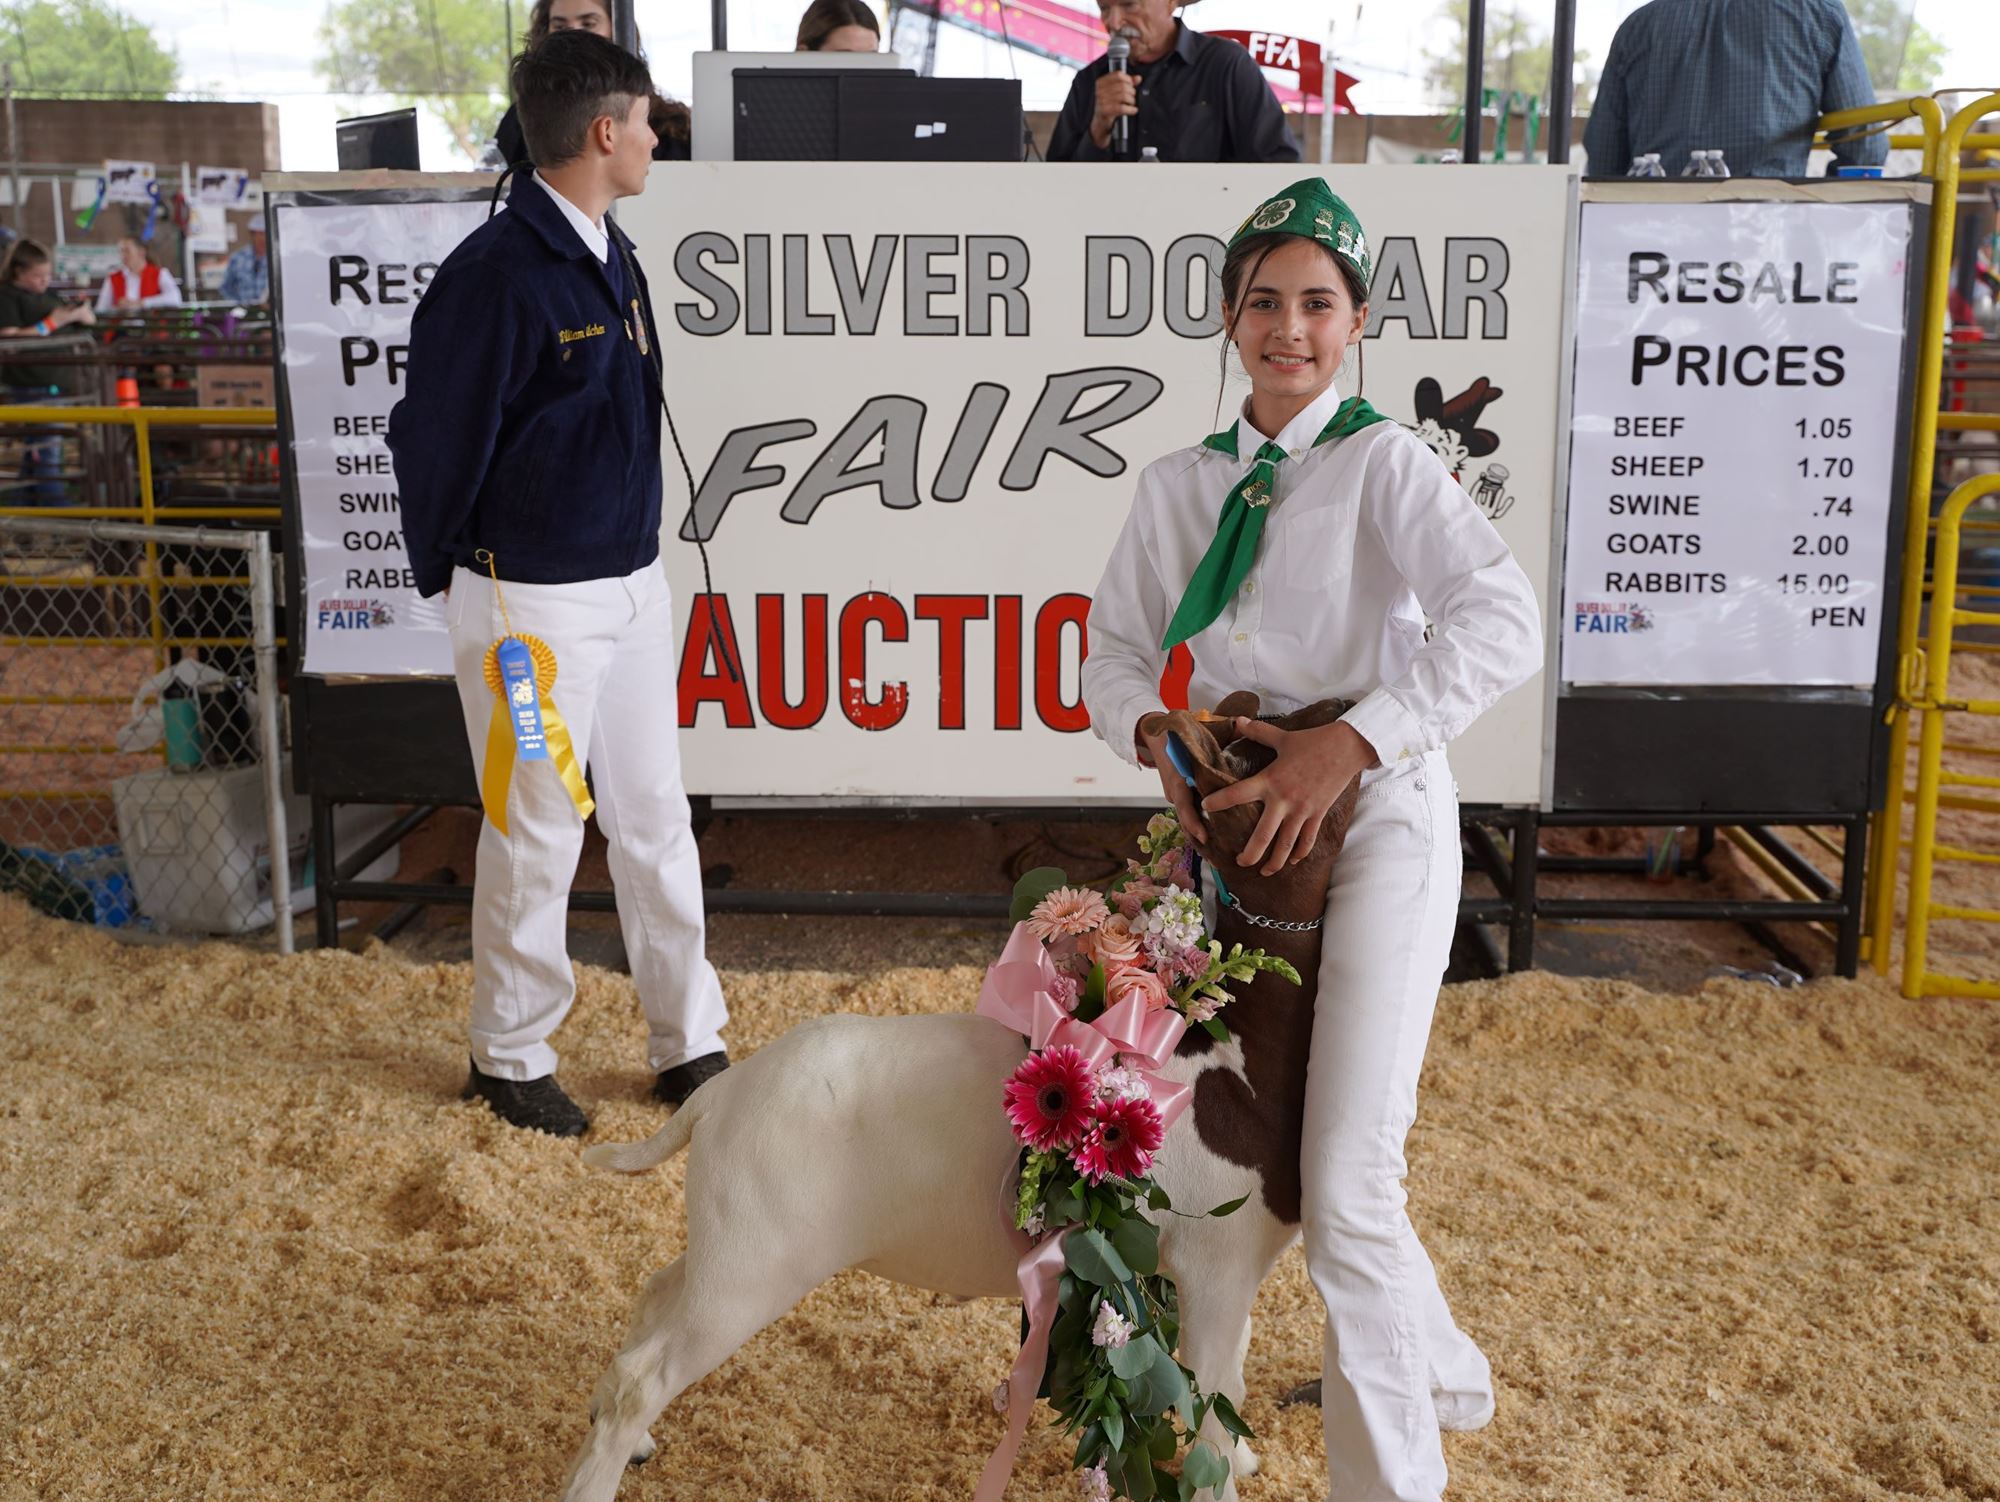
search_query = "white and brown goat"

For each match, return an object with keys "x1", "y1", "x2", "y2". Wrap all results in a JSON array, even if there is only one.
[{"x1": 559, "y1": 695, "x2": 1356, "y2": 1502}]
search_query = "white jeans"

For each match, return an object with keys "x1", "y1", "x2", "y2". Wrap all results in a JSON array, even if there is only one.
[
  {"x1": 1302, "y1": 750, "x2": 1491, "y2": 1502},
  {"x1": 445, "y1": 560, "x2": 727, "y2": 1082}
]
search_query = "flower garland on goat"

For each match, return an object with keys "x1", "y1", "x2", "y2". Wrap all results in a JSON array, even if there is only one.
[{"x1": 983, "y1": 812, "x2": 1299, "y2": 1502}]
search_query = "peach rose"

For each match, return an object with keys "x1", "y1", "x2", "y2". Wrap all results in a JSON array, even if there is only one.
[
  {"x1": 1104, "y1": 962, "x2": 1172, "y2": 1013},
  {"x1": 1081, "y1": 913, "x2": 1142, "y2": 968}
]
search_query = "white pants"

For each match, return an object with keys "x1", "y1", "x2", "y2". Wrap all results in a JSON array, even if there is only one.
[
  {"x1": 1302, "y1": 750, "x2": 1491, "y2": 1502},
  {"x1": 445, "y1": 560, "x2": 727, "y2": 1082}
]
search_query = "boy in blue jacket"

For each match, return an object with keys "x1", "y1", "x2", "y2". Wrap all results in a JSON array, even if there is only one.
[{"x1": 388, "y1": 30, "x2": 728, "y2": 1136}]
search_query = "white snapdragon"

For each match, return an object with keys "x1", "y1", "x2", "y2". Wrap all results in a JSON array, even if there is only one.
[
  {"x1": 1096, "y1": 1064, "x2": 1151, "y2": 1103},
  {"x1": 1090, "y1": 1302, "x2": 1134, "y2": 1349}
]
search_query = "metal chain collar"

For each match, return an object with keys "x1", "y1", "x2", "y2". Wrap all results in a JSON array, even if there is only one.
[{"x1": 1221, "y1": 894, "x2": 1323, "y2": 932}]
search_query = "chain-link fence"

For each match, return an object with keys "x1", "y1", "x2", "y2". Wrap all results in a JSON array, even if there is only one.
[{"x1": 0, "y1": 515, "x2": 293, "y2": 951}]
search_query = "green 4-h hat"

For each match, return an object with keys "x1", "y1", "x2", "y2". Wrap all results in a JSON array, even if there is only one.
[{"x1": 1228, "y1": 177, "x2": 1372, "y2": 288}]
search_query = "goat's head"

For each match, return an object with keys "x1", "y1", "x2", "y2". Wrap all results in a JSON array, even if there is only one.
[{"x1": 1140, "y1": 693, "x2": 1361, "y2": 924}]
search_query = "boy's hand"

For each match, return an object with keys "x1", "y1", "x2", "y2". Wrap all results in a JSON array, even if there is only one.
[{"x1": 1203, "y1": 717, "x2": 1377, "y2": 874}]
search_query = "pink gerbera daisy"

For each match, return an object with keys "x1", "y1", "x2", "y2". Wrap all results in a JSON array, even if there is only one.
[
  {"x1": 1073, "y1": 1095, "x2": 1166, "y2": 1184},
  {"x1": 1026, "y1": 886, "x2": 1110, "y2": 942},
  {"x1": 1003, "y1": 1045, "x2": 1099, "y2": 1151}
]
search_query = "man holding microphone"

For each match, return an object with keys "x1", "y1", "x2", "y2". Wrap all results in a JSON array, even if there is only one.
[{"x1": 1048, "y1": 0, "x2": 1301, "y2": 163}]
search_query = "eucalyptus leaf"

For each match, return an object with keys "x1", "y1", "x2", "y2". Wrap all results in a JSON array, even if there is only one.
[
  {"x1": 1183, "y1": 1441, "x2": 1230, "y2": 1493},
  {"x1": 1107, "y1": 1331, "x2": 1161, "y2": 1379},
  {"x1": 1109, "y1": 1215, "x2": 1160, "y2": 1277},
  {"x1": 1065, "y1": 1228, "x2": 1133, "y2": 1288},
  {"x1": 1147, "y1": 1415, "x2": 1179, "y2": 1462},
  {"x1": 1010, "y1": 866, "x2": 1071, "y2": 923},
  {"x1": 1201, "y1": 1017, "x2": 1230, "y2": 1041},
  {"x1": 1146, "y1": 1184, "x2": 1173, "y2": 1212}
]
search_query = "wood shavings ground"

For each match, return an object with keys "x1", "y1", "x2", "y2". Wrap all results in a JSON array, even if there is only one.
[{"x1": 2, "y1": 893, "x2": 1996, "y2": 1501}]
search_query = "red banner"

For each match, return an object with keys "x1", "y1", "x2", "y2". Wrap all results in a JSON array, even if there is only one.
[{"x1": 1209, "y1": 29, "x2": 1359, "y2": 114}]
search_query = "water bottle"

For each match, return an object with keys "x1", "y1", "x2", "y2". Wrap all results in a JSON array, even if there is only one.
[
  {"x1": 1138, "y1": 146, "x2": 1160, "y2": 164},
  {"x1": 162, "y1": 678, "x2": 204, "y2": 771},
  {"x1": 1679, "y1": 151, "x2": 1704, "y2": 177},
  {"x1": 1642, "y1": 153, "x2": 1667, "y2": 178},
  {"x1": 1706, "y1": 148, "x2": 1731, "y2": 179},
  {"x1": 1439, "y1": 149, "x2": 1462, "y2": 165},
  {"x1": 1627, "y1": 155, "x2": 1647, "y2": 176}
]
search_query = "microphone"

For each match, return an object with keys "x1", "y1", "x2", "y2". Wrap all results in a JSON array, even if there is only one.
[{"x1": 1107, "y1": 27, "x2": 1133, "y2": 158}]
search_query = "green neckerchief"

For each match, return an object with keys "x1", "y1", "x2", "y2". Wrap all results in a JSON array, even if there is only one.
[{"x1": 1159, "y1": 395, "x2": 1390, "y2": 651}]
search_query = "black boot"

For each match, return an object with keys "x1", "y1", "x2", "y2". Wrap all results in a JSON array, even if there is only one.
[
  {"x1": 652, "y1": 1050, "x2": 730, "y2": 1107},
  {"x1": 463, "y1": 1059, "x2": 589, "y2": 1137}
]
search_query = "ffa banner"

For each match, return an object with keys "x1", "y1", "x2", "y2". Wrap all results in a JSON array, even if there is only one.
[{"x1": 278, "y1": 165, "x2": 1572, "y2": 804}]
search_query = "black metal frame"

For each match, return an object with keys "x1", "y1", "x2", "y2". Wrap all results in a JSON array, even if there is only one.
[{"x1": 307, "y1": 793, "x2": 1869, "y2": 978}]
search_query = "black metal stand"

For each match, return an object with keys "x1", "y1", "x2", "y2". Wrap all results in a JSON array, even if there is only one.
[{"x1": 309, "y1": 797, "x2": 1867, "y2": 981}]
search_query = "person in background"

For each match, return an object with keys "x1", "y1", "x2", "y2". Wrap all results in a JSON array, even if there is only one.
[
  {"x1": 796, "y1": 0, "x2": 880, "y2": 52},
  {"x1": 1049, "y1": 0, "x2": 1300, "y2": 163},
  {"x1": 96, "y1": 236, "x2": 184, "y2": 313},
  {"x1": 219, "y1": 225, "x2": 269, "y2": 305},
  {"x1": 493, "y1": 0, "x2": 691, "y2": 166},
  {"x1": 1585, "y1": 0, "x2": 1887, "y2": 177},
  {"x1": 0, "y1": 238, "x2": 95, "y2": 501}
]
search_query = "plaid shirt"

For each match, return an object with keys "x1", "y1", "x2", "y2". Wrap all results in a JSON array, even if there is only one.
[
  {"x1": 1584, "y1": 0, "x2": 1887, "y2": 178},
  {"x1": 220, "y1": 246, "x2": 268, "y2": 305}
]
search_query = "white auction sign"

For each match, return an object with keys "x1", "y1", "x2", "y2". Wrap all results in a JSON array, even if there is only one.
[
  {"x1": 1562, "y1": 193, "x2": 1914, "y2": 686},
  {"x1": 278, "y1": 165, "x2": 1571, "y2": 804},
  {"x1": 276, "y1": 193, "x2": 486, "y2": 675}
]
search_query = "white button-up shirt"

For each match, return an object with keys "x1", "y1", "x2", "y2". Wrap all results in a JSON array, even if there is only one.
[
  {"x1": 1081, "y1": 381, "x2": 1544, "y2": 768},
  {"x1": 534, "y1": 170, "x2": 608, "y2": 263}
]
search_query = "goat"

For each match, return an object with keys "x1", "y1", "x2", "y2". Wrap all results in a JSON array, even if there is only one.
[{"x1": 558, "y1": 694, "x2": 1358, "y2": 1502}]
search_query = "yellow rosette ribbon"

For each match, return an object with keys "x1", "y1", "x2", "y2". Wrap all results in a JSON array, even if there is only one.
[{"x1": 478, "y1": 629, "x2": 594, "y2": 837}]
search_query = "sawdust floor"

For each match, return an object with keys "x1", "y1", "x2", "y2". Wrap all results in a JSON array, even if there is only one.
[{"x1": 5, "y1": 889, "x2": 1999, "y2": 1502}]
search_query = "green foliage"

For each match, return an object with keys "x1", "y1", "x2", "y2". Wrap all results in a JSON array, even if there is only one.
[
  {"x1": 317, "y1": 0, "x2": 514, "y2": 163},
  {"x1": 1844, "y1": 0, "x2": 1945, "y2": 94},
  {"x1": 1010, "y1": 865, "x2": 1070, "y2": 923},
  {"x1": 1, "y1": 0, "x2": 177, "y2": 97},
  {"x1": 1033, "y1": 1156, "x2": 1254, "y2": 1501},
  {"x1": 1424, "y1": 0, "x2": 1596, "y2": 115}
]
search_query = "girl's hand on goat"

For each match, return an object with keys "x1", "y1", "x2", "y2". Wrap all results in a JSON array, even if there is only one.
[
  {"x1": 1204, "y1": 717, "x2": 1378, "y2": 874},
  {"x1": 1136, "y1": 715, "x2": 1208, "y2": 844}
]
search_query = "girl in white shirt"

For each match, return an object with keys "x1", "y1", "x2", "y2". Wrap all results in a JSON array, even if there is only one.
[{"x1": 1081, "y1": 178, "x2": 1543, "y2": 1502}]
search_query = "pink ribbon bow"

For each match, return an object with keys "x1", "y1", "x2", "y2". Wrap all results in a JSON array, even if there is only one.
[
  {"x1": 975, "y1": 922, "x2": 1194, "y2": 1130},
  {"x1": 972, "y1": 921, "x2": 1197, "y2": 1501}
]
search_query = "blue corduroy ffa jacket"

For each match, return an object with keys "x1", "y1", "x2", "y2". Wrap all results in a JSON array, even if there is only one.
[{"x1": 387, "y1": 172, "x2": 664, "y2": 599}]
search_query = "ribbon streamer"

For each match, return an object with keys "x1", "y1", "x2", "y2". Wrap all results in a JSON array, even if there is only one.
[
  {"x1": 479, "y1": 631, "x2": 594, "y2": 837},
  {"x1": 972, "y1": 921, "x2": 1198, "y2": 1500},
  {"x1": 973, "y1": 1229, "x2": 1073, "y2": 1502}
]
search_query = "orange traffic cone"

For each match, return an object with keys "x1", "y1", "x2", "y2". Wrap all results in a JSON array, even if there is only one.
[{"x1": 115, "y1": 376, "x2": 141, "y2": 408}]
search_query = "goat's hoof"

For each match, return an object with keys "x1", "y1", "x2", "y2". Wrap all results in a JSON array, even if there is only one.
[
  {"x1": 627, "y1": 1431, "x2": 658, "y2": 1468},
  {"x1": 1280, "y1": 1378, "x2": 1322, "y2": 1407}
]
